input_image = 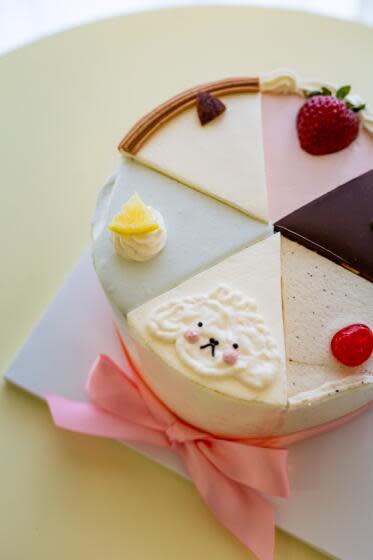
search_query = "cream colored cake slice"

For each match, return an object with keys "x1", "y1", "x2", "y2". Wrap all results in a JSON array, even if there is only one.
[
  {"x1": 127, "y1": 234, "x2": 286, "y2": 437},
  {"x1": 120, "y1": 79, "x2": 268, "y2": 222},
  {"x1": 278, "y1": 237, "x2": 373, "y2": 434}
]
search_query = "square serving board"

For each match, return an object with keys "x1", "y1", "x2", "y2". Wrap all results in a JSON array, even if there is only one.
[{"x1": 5, "y1": 249, "x2": 373, "y2": 560}]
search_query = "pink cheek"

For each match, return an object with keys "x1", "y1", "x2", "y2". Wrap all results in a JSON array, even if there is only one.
[
  {"x1": 183, "y1": 328, "x2": 200, "y2": 344},
  {"x1": 223, "y1": 349, "x2": 239, "y2": 365}
]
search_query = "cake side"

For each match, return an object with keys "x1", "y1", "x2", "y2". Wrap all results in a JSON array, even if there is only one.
[{"x1": 116, "y1": 310, "x2": 286, "y2": 438}]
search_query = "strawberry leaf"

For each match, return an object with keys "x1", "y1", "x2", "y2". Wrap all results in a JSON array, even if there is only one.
[
  {"x1": 336, "y1": 85, "x2": 351, "y2": 99},
  {"x1": 305, "y1": 89, "x2": 323, "y2": 98},
  {"x1": 321, "y1": 86, "x2": 332, "y2": 96},
  {"x1": 345, "y1": 101, "x2": 354, "y2": 110},
  {"x1": 352, "y1": 103, "x2": 366, "y2": 113}
]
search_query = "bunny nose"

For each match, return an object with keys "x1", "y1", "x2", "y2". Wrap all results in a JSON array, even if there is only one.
[{"x1": 209, "y1": 337, "x2": 219, "y2": 345}]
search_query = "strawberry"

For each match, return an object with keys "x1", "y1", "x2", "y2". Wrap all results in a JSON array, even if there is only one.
[{"x1": 296, "y1": 85, "x2": 365, "y2": 155}]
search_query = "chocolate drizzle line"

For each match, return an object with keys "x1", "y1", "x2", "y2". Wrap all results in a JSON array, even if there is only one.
[{"x1": 119, "y1": 77, "x2": 259, "y2": 154}]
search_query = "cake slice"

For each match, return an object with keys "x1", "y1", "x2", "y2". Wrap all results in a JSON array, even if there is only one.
[
  {"x1": 119, "y1": 78, "x2": 269, "y2": 222},
  {"x1": 262, "y1": 92, "x2": 373, "y2": 221},
  {"x1": 92, "y1": 157, "x2": 271, "y2": 315},
  {"x1": 279, "y1": 237, "x2": 373, "y2": 434},
  {"x1": 126, "y1": 234, "x2": 286, "y2": 437}
]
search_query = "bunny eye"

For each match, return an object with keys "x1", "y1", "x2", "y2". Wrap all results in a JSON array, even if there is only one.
[
  {"x1": 232, "y1": 343, "x2": 239, "y2": 349},
  {"x1": 197, "y1": 322, "x2": 203, "y2": 327}
]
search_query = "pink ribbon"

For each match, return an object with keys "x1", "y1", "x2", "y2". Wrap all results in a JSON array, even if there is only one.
[{"x1": 45, "y1": 338, "x2": 373, "y2": 560}]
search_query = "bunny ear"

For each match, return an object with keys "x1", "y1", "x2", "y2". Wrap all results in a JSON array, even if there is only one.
[
  {"x1": 208, "y1": 284, "x2": 257, "y2": 312},
  {"x1": 147, "y1": 301, "x2": 188, "y2": 341},
  {"x1": 147, "y1": 296, "x2": 201, "y2": 342},
  {"x1": 207, "y1": 284, "x2": 232, "y2": 302}
]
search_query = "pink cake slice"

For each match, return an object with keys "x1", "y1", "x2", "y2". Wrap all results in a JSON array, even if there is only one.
[{"x1": 262, "y1": 93, "x2": 373, "y2": 221}]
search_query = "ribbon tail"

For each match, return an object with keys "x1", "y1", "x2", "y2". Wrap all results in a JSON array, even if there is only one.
[
  {"x1": 45, "y1": 394, "x2": 169, "y2": 448},
  {"x1": 178, "y1": 443, "x2": 275, "y2": 560},
  {"x1": 198, "y1": 440, "x2": 289, "y2": 498}
]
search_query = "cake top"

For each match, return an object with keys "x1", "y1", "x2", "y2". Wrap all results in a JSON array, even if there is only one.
[{"x1": 92, "y1": 69, "x2": 373, "y2": 419}]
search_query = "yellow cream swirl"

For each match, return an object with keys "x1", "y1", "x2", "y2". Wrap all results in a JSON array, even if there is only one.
[{"x1": 111, "y1": 208, "x2": 167, "y2": 262}]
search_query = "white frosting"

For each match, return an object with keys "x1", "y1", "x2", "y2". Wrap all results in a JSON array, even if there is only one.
[
  {"x1": 289, "y1": 374, "x2": 373, "y2": 406},
  {"x1": 260, "y1": 69, "x2": 373, "y2": 135},
  {"x1": 136, "y1": 93, "x2": 269, "y2": 221},
  {"x1": 260, "y1": 70, "x2": 305, "y2": 95},
  {"x1": 280, "y1": 365, "x2": 373, "y2": 435},
  {"x1": 118, "y1": 311, "x2": 285, "y2": 437},
  {"x1": 128, "y1": 234, "x2": 287, "y2": 409},
  {"x1": 111, "y1": 208, "x2": 167, "y2": 262},
  {"x1": 147, "y1": 285, "x2": 281, "y2": 390}
]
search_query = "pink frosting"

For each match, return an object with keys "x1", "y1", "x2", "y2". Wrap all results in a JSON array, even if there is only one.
[
  {"x1": 184, "y1": 328, "x2": 200, "y2": 343},
  {"x1": 223, "y1": 349, "x2": 239, "y2": 365},
  {"x1": 262, "y1": 94, "x2": 373, "y2": 221}
]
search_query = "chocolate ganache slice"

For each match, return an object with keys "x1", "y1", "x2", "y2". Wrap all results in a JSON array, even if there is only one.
[{"x1": 274, "y1": 169, "x2": 373, "y2": 282}]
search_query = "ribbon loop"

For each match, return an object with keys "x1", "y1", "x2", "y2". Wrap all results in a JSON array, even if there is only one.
[{"x1": 45, "y1": 347, "x2": 291, "y2": 560}]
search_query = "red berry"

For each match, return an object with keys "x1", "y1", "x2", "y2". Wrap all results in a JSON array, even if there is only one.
[
  {"x1": 297, "y1": 95, "x2": 359, "y2": 155},
  {"x1": 331, "y1": 324, "x2": 373, "y2": 367}
]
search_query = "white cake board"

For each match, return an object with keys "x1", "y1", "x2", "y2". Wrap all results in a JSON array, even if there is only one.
[{"x1": 5, "y1": 249, "x2": 373, "y2": 560}]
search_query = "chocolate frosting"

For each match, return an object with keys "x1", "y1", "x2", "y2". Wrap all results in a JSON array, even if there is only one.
[
  {"x1": 196, "y1": 91, "x2": 226, "y2": 125},
  {"x1": 274, "y1": 169, "x2": 373, "y2": 282}
]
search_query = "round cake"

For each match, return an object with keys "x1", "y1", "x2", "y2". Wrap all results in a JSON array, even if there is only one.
[{"x1": 92, "y1": 70, "x2": 373, "y2": 438}]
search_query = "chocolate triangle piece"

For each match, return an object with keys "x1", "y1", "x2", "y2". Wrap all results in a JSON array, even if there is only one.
[
  {"x1": 274, "y1": 169, "x2": 373, "y2": 282},
  {"x1": 196, "y1": 91, "x2": 226, "y2": 125}
]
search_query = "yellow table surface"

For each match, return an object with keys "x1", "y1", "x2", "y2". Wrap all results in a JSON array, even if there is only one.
[{"x1": 1, "y1": 6, "x2": 373, "y2": 559}]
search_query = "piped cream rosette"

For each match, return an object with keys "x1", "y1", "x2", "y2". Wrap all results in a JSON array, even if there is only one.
[{"x1": 109, "y1": 193, "x2": 167, "y2": 262}]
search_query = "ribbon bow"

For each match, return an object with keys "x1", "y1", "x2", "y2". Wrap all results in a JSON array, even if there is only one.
[
  {"x1": 45, "y1": 337, "x2": 373, "y2": 560},
  {"x1": 46, "y1": 342, "x2": 289, "y2": 560}
]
